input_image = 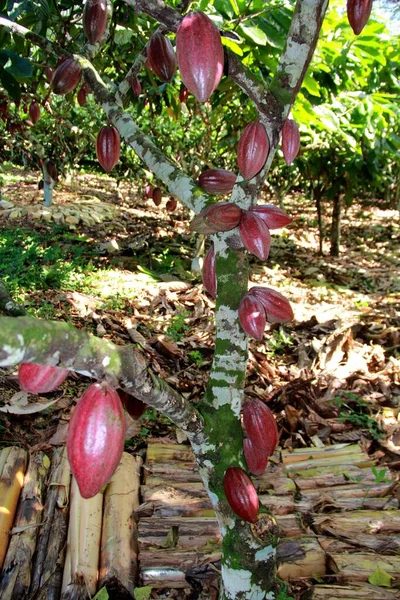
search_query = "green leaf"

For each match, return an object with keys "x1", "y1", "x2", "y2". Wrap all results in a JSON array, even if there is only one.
[
  {"x1": 221, "y1": 36, "x2": 243, "y2": 56},
  {"x1": 368, "y1": 566, "x2": 393, "y2": 588},
  {"x1": 114, "y1": 26, "x2": 134, "y2": 46},
  {"x1": 92, "y1": 588, "x2": 109, "y2": 600},
  {"x1": 0, "y1": 50, "x2": 32, "y2": 80},
  {"x1": 229, "y1": 0, "x2": 239, "y2": 16},
  {"x1": 239, "y1": 24, "x2": 267, "y2": 45},
  {"x1": 302, "y1": 73, "x2": 320, "y2": 97},
  {"x1": 134, "y1": 587, "x2": 153, "y2": 600},
  {"x1": 0, "y1": 67, "x2": 21, "y2": 101}
]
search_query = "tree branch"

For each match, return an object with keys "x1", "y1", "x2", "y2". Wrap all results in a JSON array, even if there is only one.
[
  {"x1": 0, "y1": 316, "x2": 206, "y2": 444},
  {"x1": 0, "y1": 281, "x2": 26, "y2": 317}
]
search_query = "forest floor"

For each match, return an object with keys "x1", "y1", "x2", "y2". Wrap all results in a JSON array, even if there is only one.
[{"x1": 0, "y1": 164, "x2": 399, "y2": 599}]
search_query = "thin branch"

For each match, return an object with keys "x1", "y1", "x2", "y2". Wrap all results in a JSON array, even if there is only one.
[{"x1": 0, "y1": 315, "x2": 206, "y2": 444}]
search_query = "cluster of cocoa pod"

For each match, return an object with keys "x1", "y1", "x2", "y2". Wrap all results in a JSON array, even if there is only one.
[
  {"x1": 17, "y1": 361, "x2": 146, "y2": 498},
  {"x1": 144, "y1": 183, "x2": 177, "y2": 213},
  {"x1": 223, "y1": 398, "x2": 279, "y2": 522}
]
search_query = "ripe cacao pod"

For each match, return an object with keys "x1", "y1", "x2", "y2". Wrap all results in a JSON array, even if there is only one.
[
  {"x1": 119, "y1": 390, "x2": 147, "y2": 420},
  {"x1": 152, "y1": 187, "x2": 162, "y2": 206},
  {"x1": 223, "y1": 466, "x2": 259, "y2": 523},
  {"x1": 67, "y1": 382, "x2": 126, "y2": 499},
  {"x1": 239, "y1": 211, "x2": 271, "y2": 261},
  {"x1": 166, "y1": 197, "x2": 177, "y2": 212},
  {"x1": 190, "y1": 202, "x2": 242, "y2": 235},
  {"x1": 282, "y1": 119, "x2": 300, "y2": 166},
  {"x1": 347, "y1": 0, "x2": 373, "y2": 35},
  {"x1": 46, "y1": 160, "x2": 58, "y2": 181},
  {"x1": 243, "y1": 398, "x2": 279, "y2": 457},
  {"x1": 147, "y1": 32, "x2": 177, "y2": 82},
  {"x1": 29, "y1": 101, "x2": 40, "y2": 124},
  {"x1": 96, "y1": 125, "x2": 120, "y2": 172},
  {"x1": 176, "y1": 11, "x2": 224, "y2": 103},
  {"x1": 238, "y1": 293, "x2": 266, "y2": 340},
  {"x1": 202, "y1": 244, "x2": 216, "y2": 297},
  {"x1": 83, "y1": 0, "x2": 108, "y2": 44},
  {"x1": 237, "y1": 121, "x2": 269, "y2": 180},
  {"x1": 77, "y1": 87, "x2": 87, "y2": 106},
  {"x1": 249, "y1": 286, "x2": 294, "y2": 324},
  {"x1": 52, "y1": 59, "x2": 82, "y2": 95},
  {"x1": 18, "y1": 362, "x2": 69, "y2": 393},
  {"x1": 199, "y1": 168, "x2": 236, "y2": 195},
  {"x1": 249, "y1": 204, "x2": 292, "y2": 229},
  {"x1": 243, "y1": 437, "x2": 269, "y2": 476},
  {"x1": 131, "y1": 76, "x2": 141, "y2": 98}
]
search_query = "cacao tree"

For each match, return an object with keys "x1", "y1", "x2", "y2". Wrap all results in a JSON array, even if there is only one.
[{"x1": 0, "y1": 0, "x2": 379, "y2": 597}]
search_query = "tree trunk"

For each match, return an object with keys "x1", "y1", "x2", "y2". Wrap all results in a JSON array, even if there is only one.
[
  {"x1": 314, "y1": 184, "x2": 324, "y2": 255},
  {"x1": 330, "y1": 194, "x2": 342, "y2": 256}
]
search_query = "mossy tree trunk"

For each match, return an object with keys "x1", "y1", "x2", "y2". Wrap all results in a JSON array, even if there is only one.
[{"x1": 0, "y1": 0, "x2": 329, "y2": 597}]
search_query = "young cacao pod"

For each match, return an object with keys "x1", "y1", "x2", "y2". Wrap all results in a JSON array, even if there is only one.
[
  {"x1": 29, "y1": 101, "x2": 40, "y2": 124},
  {"x1": 147, "y1": 32, "x2": 177, "y2": 82},
  {"x1": 249, "y1": 286, "x2": 294, "y2": 324},
  {"x1": 51, "y1": 59, "x2": 82, "y2": 95},
  {"x1": 223, "y1": 466, "x2": 259, "y2": 523},
  {"x1": 152, "y1": 187, "x2": 162, "y2": 206},
  {"x1": 179, "y1": 84, "x2": 188, "y2": 104},
  {"x1": 46, "y1": 160, "x2": 58, "y2": 181},
  {"x1": 202, "y1": 244, "x2": 216, "y2": 297},
  {"x1": 237, "y1": 121, "x2": 269, "y2": 180},
  {"x1": 44, "y1": 66, "x2": 53, "y2": 83},
  {"x1": 199, "y1": 168, "x2": 236, "y2": 195},
  {"x1": 119, "y1": 390, "x2": 147, "y2": 420},
  {"x1": 18, "y1": 362, "x2": 69, "y2": 394},
  {"x1": 190, "y1": 202, "x2": 242, "y2": 235},
  {"x1": 67, "y1": 382, "x2": 126, "y2": 499},
  {"x1": 176, "y1": 11, "x2": 224, "y2": 103},
  {"x1": 282, "y1": 119, "x2": 300, "y2": 166},
  {"x1": 347, "y1": 0, "x2": 373, "y2": 35},
  {"x1": 166, "y1": 197, "x2": 177, "y2": 212},
  {"x1": 77, "y1": 87, "x2": 87, "y2": 106},
  {"x1": 238, "y1": 293, "x2": 266, "y2": 340},
  {"x1": 131, "y1": 76, "x2": 141, "y2": 98},
  {"x1": 243, "y1": 437, "x2": 269, "y2": 476},
  {"x1": 145, "y1": 184, "x2": 154, "y2": 199},
  {"x1": 243, "y1": 398, "x2": 279, "y2": 457},
  {"x1": 83, "y1": 0, "x2": 108, "y2": 44},
  {"x1": 96, "y1": 125, "x2": 120, "y2": 172},
  {"x1": 239, "y1": 211, "x2": 271, "y2": 261},
  {"x1": 249, "y1": 204, "x2": 292, "y2": 229}
]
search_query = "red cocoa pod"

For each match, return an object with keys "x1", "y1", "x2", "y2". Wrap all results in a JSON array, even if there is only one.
[
  {"x1": 223, "y1": 466, "x2": 259, "y2": 523},
  {"x1": 347, "y1": 0, "x2": 373, "y2": 35},
  {"x1": 152, "y1": 187, "x2": 162, "y2": 206},
  {"x1": 202, "y1": 244, "x2": 216, "y2": 297},
  {"x1": 166, "y1": 197, "x2": 177, "y2": 212},
  {"x1": 199, "y1": 168, "x2": 236, "y2": 195},
  {"x1": 191, "y1": 202, "x2": 242, "y2": 235},
  {"x1": 67, "y1": 382, "x2": 126, "y2": 498},
  {"x1": 29, "y1": 101, "x2": 40, "y2": 125},
  {"x1": 119, "y1": 390, "x2": 147, "y2": 420},
  {"x1": 46, "y1": 160, "x2": 58, "y2": 181},
  {"x1": 77, "y1": 87, "x2": 87, "y2": 106},
  {"x1": 243, "y1": 437, "x2": 269, "y2": 476},
  {"x1": 238, "y1": 294, "x2": 266, "y2": 340},
  {"x1": 243, "y1": 398, "x2": 279, "y2": 456},
  {"x1": 282, "y1": 119, "x2": 300, "y2": 166},
  {"x1": 176, "y1": 11, "x2": 224, "y2": 103},
  {"x1": 18, "y1": 363, "x2": 69, "y2": 393},
  {"x1": 248, "y1": 286, "x2": 294, "y2": 324},
  {"x1": 239, "y1": 211, "x2": 271, "y2": 261},
  {"x1": 147, "y1": 32, "x2": 177, "y2": 82},
  {"x1": 249, "y1": 204, "x2": 292, "y2": 229},
  {"x1": 83, "y1": 0, "x2": 108, "y2": 44},
  {"x1": 131, "y1": 75, "x2": 141, "y2": 98},
  {"x1": 96, "y1": 125, "x2": 120, "y2": 172},
  {"x1": 44, "y1": 66, "x2": 53, "y2": 83},
  {"x1": 237, "y1": 121, "x2": 269, "y2": 180},
  {"x1": 52, "y1": 59, "x2": 82, "y2": 95},
  {"x1": 179, "y1": 84, "x2": 188, "y2": 103},
  {"x1": 0, "y1": 101, "x2": 8, "y2": 114},
  {"x1": 145, "y1": 184, "x2": 154, "y2": 199}
]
